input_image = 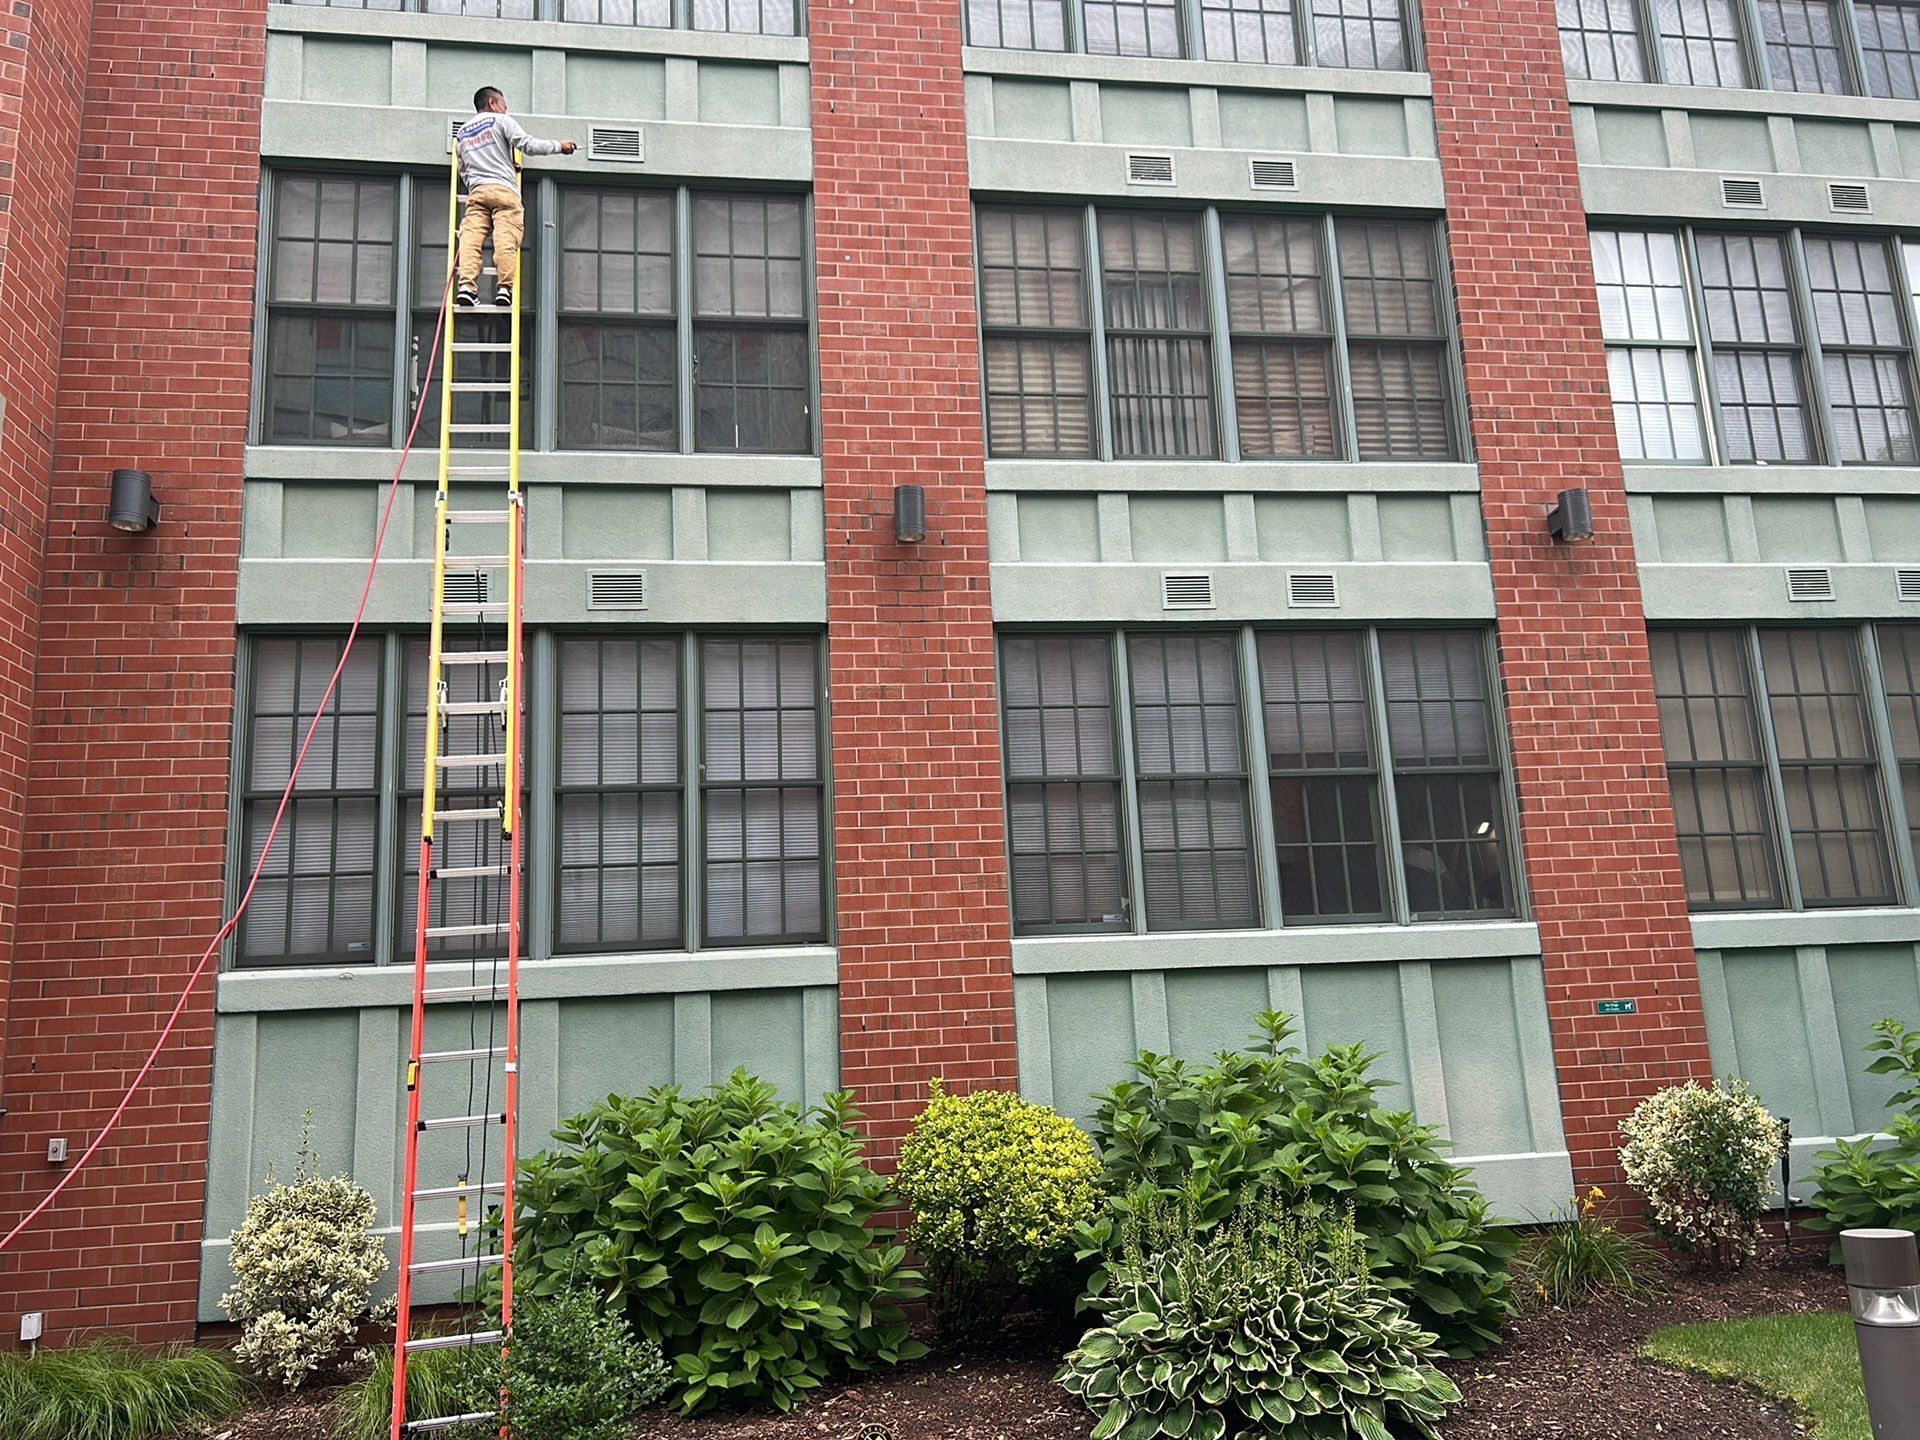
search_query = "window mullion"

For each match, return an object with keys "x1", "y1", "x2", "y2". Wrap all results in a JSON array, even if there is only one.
[
  {"x1": 527, "y1": 628, "x2": 556, "y2": 961},
  {"x1": 1365, "y1": 629, "x2": 1412, "y2": 926},
  {"x1": 1738, "y1": 0, "x2": 1775, "y2": 85},
  {"x1": 534, "y1": 176, "x2": 559, "y2": 453},
  {"x1": 1203, "y1": 207, "x2": 1241, "y2": 463},
  {"x1": 373, "y1": 632, "x2": 404, "y2": 968},
  {"x1": 814, "y1": 632, "x2": 835, "y2": 946},
  {"x1": 1237, "y1": 626, "x2": 1284, "y2": 928},
  {"x1": 391, "y1": 176, "x2": 417, "y2": 451},
  {"x1": 1836, "y1": 0, "x2": 1873, "y2": 91},
  {"x1": 677, "y1": 187, "x2": 696, "y2": 455},
  {"x1": 1068, "y1": 0, "x2": 1086, "y2": 51},
  {"x1": 1861, "y1": 622, "x2": 1920, "y2": 906},
  {"x1": 1786, "y1": 227, "x2": 1838, "y2": 464},
  {"x1": 1180, "y1": 0, "x2": 1204, "y2": 59},
  {"x1": 1893, "y1": 240, "x2": 1920, "y2": 435},
  {"x1": 1323, "y1": 213, "x2": 1363, "y2": 461},
  {"x1": 1637, "y1": 0, "x2": 1668, "y2": 82},
  {"x1": 1747, "y1": 627, "x2": 1806, "y2": 909},
  {"x1": 1681, "y1": 228, "x2": 1731, "y2": 466},
  {"x1": 1433, "y1": 216, "x2": 1472, "y2": 462},
  {"x1": 1085, "y1": 206, "x2": 1117, "y2": 461},
  {"x1": 1113, "y1": 632, "x2": 1149, "y2": 933},
  {"x1": 684, "y1": 634, "x2": 703, "y2": 951}
]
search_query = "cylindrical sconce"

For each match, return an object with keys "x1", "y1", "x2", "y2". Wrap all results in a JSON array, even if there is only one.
[
  {"x1": 1547, "y1": 487, "x2": 1593, "y2": 544},
  {"x1": 894, "y1": 484, "x2": 926, "y2": 544},
  {"x1": 1842, "y1": 1227, "x2": 1920, "y2": 1436},
  {"x1": 107, "y1": 469, "x2": 161, "y2": 534}
]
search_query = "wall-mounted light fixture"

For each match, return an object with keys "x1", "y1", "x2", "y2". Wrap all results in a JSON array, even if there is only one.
[
  {"x1": 1547, "y1": 487, "x2": 1594, "y2": 544},
  {"x1": 107, "y1": 469, "x2": 161, "y2": 534},
  {"x1": 894, "y1": 483, "x2": 926, "y2": 544}
]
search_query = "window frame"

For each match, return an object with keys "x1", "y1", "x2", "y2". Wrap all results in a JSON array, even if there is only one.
[
  {"x1": 555, "y1": 185, "x2": 681, "y2": 453},
  {"x1": 1590, "y1": 227, "x2": 1716, "y2": 464},
  {"x1": 1553, "y1": 0, "x2": 1905, "y2": 92},
  {"x1": 962, "y1": 0, "x2": 1419, "y2": 67},
  {"x1": 689, "y1": 192, "x2": 816, "y2": 457},
  {"x1": 271, "y1": 0, "x2": 808, "y2": 35}
]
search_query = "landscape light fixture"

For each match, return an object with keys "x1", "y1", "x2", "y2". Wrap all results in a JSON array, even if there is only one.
[
  {"x1": 1841, "y1": 1228, "x2": 1920, "y2": 1433},
  {"x1": 1546, "y1": 487, "x2": 1593, "y2": 544},
  {"x1": 894, "y1": 483, "x2": 926, "y2": 544},
  {"x1": 107, "y1": 469, "x2": 161, "y2": 534}
]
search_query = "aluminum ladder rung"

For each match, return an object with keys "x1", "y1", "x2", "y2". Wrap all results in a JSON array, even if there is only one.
[
  {"x1": 448, "y1": 424, "x2": 514, "y2": 435},
  {"x1": 413, "y1": 1179, "x2": 507, "y2": 1201},
  {"x1": 439, "y1": 701, "x2": 508, "y2": 717},
  {"x1": 418, "y1": 1045, "x2": 507, "y2": 1064},
  {"x1": 431, "y1": 806, "x2": 501, "y2": 824},
  {"x1": 451, "y1": 342, "x2": 514, "y2": 353},
  {"x1": 426, "y1": 921, "x2": 508, "y2": 939},
  {"x1": 433, "y1": 864, "x2": 509, "y2": 880},
  {"x1": 419, "y1": 1112, "x2": 508, "y2": 1132},
  {"x1": 445, "y1": 507, "x2": 510, "y2": 519},
  {"x1": 406, "y1": 1414, "x2": 498, "y2": 1435},
  {"x1": 451, "y1": 382, "x2": 514, "y2": 393},
  {"x1": 443, "y1": 602, "x2": 509, "y2": 616},
  {"x1": 422, "y1": 983, "x2": 503, "y2": 1002},
  {"x1": 439, "y1": 554, "x2": 509, "y2": 567},
  {"x1": 438, "y1": 651, "x2": 510, "y2": 665},
  {"x1": 407, "y1": 1330, "x2": 505, "y2": 1355},
  {"x1": 437, "y1": 753, "x2": 507, "y2": 770},
  {"x1": 409, "y1": 1252, "x2": 507, "y2": 1276},
  {"x1": 445, "y1": 467, "x2": 512, "y2": 477}
]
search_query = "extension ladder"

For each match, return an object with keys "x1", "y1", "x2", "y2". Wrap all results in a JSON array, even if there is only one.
[{"x1": 390, "y1": 148, "x2": 528, "y2": 1440}]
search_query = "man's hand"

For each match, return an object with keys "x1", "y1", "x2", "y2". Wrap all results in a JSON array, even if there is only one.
[{"x1": 560, "y1": 140, "x2": 579, "y2": 154}]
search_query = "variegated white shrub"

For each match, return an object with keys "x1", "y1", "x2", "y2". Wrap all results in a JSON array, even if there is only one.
[{"x1": 1619, "y1": 1079, "x2": 1782, "y2": 1269}]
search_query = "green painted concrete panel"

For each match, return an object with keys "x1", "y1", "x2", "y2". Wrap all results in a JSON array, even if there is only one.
[
  {"x1": 698, "y1": 62, "x2": 780, "y2": 127},
  {"x1": 1100, "y1": 86, "x2": 1193, "y2": 147},
  {"x1": 711, "y1": 989, "x2": 810, "y2": 1100},
  {"x1": 1042, "y1": 972, "x2": 1142, "y2": 1122},
  {"x1": 1865, "y1": 498, "x2": 1920, "y2": 562},
  {"x1": 1652, "y1": 495, "x2": 1732, "y2": 562},
  {"x1": 707, "y1": 489, "x2": 793, "y2": 562},
  {"x1": 425, "y1": 46, "x2": 532, "y2": 112},
  {"x1": 562, "y1": 487, "x2": 675, "y2": 560},
  {"x1": 1333, "y1": 97, "x2": 1410, "y2": 157},
  {"x1": 303, "y1": 38, "x2": 393, "y2": 106},
  {"x1": 1254, "y1": 495, "x2": 1352, "y2": 561},
  {"x1": 1753, "y1": 496, "x2": 1844, "y2": 562},
  {"x1": 1129, "y1": 494, "x2": 1227, "y2": 562},
  {"x1": 1163, "y1": 967, "x2": 1272, "y2": 1061},
  {"x1": 1297, "y1": 962, "x2": 1412, "y2": 1098},
  {"x1": 1720, "y1": 949, "x2": 1820, "y2": 1122},
  {"x1": 1900, "y1": 126, "x2": 1920, "y2": 180},
  {"x1": 1429, "y1": 960, "x2": 1534, "y2": 1159},
  {"x1": 993, "y1": 78, "x2": 1073, "y2": 141},
  {"x1": 226, "y1": 1011, "x2": 360, "y2": 1228},
  {"x1": 565, "y1": 54, "x2": 668, "y2": 122},
  {"x1": 282, "y1": 483, "x2": 377, "y2": 560},
  {"x1": 1217, "y1": 91, "x2": 1309, "y2": 152},
  {"x1": 1795, "y1": 118, "x2": 1878, "y2": 177},
  {"x1": 1594, "y1": 108, "x2": 1667, "y2": 167},
  {"x1": 1691, "y1": 113, "x2": 1776, "y2": 173},
  {"x1": 1016, "y1": 494, "x2": 1101, "y2": 562},
  {"x1": 554, "y1": 994, "x2": 677, "y2": 1118},
  {"x1": 1376, "y1": 495, "x2": 1456, "y2": 562},
  {"x1": 1825, "y1": 943, "x2": 1920, "y2": 1129}
]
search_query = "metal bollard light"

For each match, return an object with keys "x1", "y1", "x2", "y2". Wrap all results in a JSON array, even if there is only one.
[{"x1": 1842, "y1": 1228, "x2": 1920, "y2": 1438}]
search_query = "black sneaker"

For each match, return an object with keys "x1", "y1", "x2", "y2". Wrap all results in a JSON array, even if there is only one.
[
  {"x1": 494, "y1": 285, "x2": 513, "y2": 309},
  {"x1": 455, "y1": 287, "x2": 478, "y2": 308}
]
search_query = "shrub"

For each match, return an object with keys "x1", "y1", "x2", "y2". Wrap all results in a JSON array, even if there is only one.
[
  {"x1": 1809, "y1": 1018, "x2": 1920, "y2": 1257},
  {"x1": 510, "y1": 1070, "x2": 925, "y2": 1412},
  {"x1": 0, "y1": 1341, "x2": 243, "y2": 1440},
  {"x1": 896, "y1": 1081, "x2": 1102, "y2": 1333},
  {"x1": 1619, "y1": 1078, "x2": 1782, "y2": 1269},
  {"x1": 220, "y1": 1119, "x2": 390, "y2": 1389},
  {"x1": 1058, "y1": 1192, "x2": 1460, "y2": 1440},
  {"x1": 1081, "y1": 1012, "x2": 1516, "y2": 1355},
  {"x1": 1514, "y1": 1187, "x2": 1664, "y2": 1309}
]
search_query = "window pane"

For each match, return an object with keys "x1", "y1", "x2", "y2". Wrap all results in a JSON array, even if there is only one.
[
  {"x1": 1311, "y1": 0, "x2": 1408, "y2": 68},
  {"x1": 1696, "y1": 233, "x2": 1813, "y2": 464},
  {"x1": 1608, "y1": 348, "x2": 1707, "y2": 460},
  {"x1": 1202, "y1": 0, "x2": 1300, "y2": 63},
  {"x1": 1878, "y1": 623, "x2": 1920, "y2": 860},
  {"x1": 265, "y1": 315, "x2": 394, "y2": 446},
  {"x1": 560, "y1": 0, "x2": 674, "y2": 23},
  {"x1": 1001, "y1": 635, "x2": 1128, "y2": 932},
  {"x1": 968, "y1": 0, "x2": 1069, "y2": 47},
  {"x1": 1760, "y1": 629, "x2": 1896, "y2": 906},
  {"x1": 1558, "y1": 0, "x2": 1648, "y2": 79},
  {"x1": 986, "y1": 338, "x2": 1094, "y2": 456},
  {"x1": 1592, "y1": 231, "x2": 1694, "y2": 343},
  {"x1": 1259, "y1": 632, "x2": 1386, "y2": 921},
  {"x1": 1101, "y1": 212, "x2": 1216, "y2": 458},
  {"x1": 1223, "y1": 216, "x2": 1337, "y2": 458},
  {"x1": 560, "y1": 321, "x2": 677, "y2": 451},
  {"x1": 694, "y1": 327, "x2": 811, "y2": 453},
  {"x1": 271, "y1": 175, "x2": 396, "y2": 307},
  {"x1": 1804, "y1": 236, "x2": 1917, "y2": 465},
  {"x1": 978, "y1": 207, "x2": 1093, "y2": 458},
  {"x1": 1394, "y1": 773, "x2": 1511, "y2": 917},
  {"x1": 424, "y1": 0, "x2": 537, "y2": 14},
  {"x1": 693, "y1": 196, "x2": 806, "y2": 321},
  {"x1": 1380, "y1": 630, "x2": 1493, "y2": 769},
  {"x1": 1129, "y1": 633, "x2": 1256, "y2": 930},
  {"x1": 693, "y1": 196, "x2": 809, "y2": 455},
  {"x1": 1757, "y1": 0, "x2": 1852, "y2": 92},
  {"x1": 1084, "y1": 0, "x2": 1186, "y2": 56},
  {"x1": 1337, "y1": 219, "x2": 1454, "y2": 459},
  {"x1": 1655, "y1": 0, "x2": 1751, "y2": 85},
  {"x1": 1859, "y1": 1, "x2": 1920, "y2": 97},
  {"x1": 559, "y1": 189, "x2": 674, "y2": 317},
  {"x1": 690, "y1": 0, "x2": 798, "y2": 34},
  {"x1": 412, "y1": 180, "x2": 535, "y2": 449}
]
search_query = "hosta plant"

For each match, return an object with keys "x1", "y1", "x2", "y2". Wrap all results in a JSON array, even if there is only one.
[
  {"x1": 896, "y1": 1081, "x2": 1101, "y2": 1333},
  {"x1": 509, "y1": 1070, "x2": 924, "y2": 1412},
  {"x1": 1619, "y1": 1077, "x2": 1782, "y2": 1269},
  {"x1": 1078, "y1": 1012, "x2": 1516, "y2": 1355},
  {"x1": 1809, "y1": 1018, "x2": 1920, "y2": 1259},
  {"x1": 1058, "y1": 1192, "x2": 1460, "y2": 1440}
]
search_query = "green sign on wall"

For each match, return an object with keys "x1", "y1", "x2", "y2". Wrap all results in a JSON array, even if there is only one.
[{"x1": 1596, "y1": 999, "x2": 1638, "y2": 1015}]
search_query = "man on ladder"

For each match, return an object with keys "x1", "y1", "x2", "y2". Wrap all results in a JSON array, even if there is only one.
[{"x1": 454, "y1": 87, "x2": 576, "y2": 309}]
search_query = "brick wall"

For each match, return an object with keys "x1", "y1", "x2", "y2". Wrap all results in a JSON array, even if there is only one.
[
  {"x1": 809, "y1": 0, "x2": 1019, "y2": 1155},
  {"x1": 1422, "y1": 0, "x2": 1713, "y2": 1184},
  {"x1": 0, "y1": 0, "x2": 265, "y2": 1343}
]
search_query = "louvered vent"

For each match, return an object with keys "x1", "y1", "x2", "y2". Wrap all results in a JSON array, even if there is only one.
[
  {"x1": 1287, "y1": 572, "x2": 1339, "y2": 609},
  {"x1": 442, "y1": 570, "x2": 489, "y2": 606},
  {"x1": 1786, "y1": 567, "x2": 1835, "y2": 602},
  {"x1": 587, "y1": 570, "x2": 648, "y2": 610},
  {"x1": 588, "y1": 126, "x2": 644, "y2": 163},
  {"x1": 1721, "y1": 177, "x2": 1766, "y2": 208},
  {"x1": 1126, "y1": 152, "x2": 1176, "y2": 186},
  {"x1": 1898, "y1": 569, "x2": 1920, "y2": 602},
  {"x1": 1249, "y1": 158, "x2": 1298, "y2": 191},
  {"x1": 1828, "y1": 181, "x2": 1871, "y2": 214},
  {"x1": 1161, "y1": 572, "x2": 1215, "y2": 610},
  {"x1": 447, "y1": 115, "x2": 463, "y2": 153}
]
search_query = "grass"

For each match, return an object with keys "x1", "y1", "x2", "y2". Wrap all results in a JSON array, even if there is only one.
[
  {"x1": 0, "y1": 1340, "x2": 244, "y2": 1440},
  {"x1": 332, "y1": 1343, "x2": 491, "y2": 1440},
  {"x1": 1642, "y1": 1310, "x2": 1869, "y2": 1440}
]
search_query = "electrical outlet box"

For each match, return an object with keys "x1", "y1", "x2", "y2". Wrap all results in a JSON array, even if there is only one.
[
  {"x1": 20, "y1": 1312, "x2": 44, "y2": 1344},
  {"x1": 46, "y1": 1138, "x2": 67, "y2": 1164}
]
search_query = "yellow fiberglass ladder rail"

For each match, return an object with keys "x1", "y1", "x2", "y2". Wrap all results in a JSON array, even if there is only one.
[{"x1": 390, "y1": 144, "x2": 527, "y2": 1440}]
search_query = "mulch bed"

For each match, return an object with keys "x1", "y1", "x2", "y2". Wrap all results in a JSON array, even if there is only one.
[{"x1": 179, "y1": 1237, "x2": 1850, "y2": 1440}]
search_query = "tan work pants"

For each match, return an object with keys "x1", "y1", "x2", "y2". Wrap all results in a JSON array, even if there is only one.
[{"x1": 457, "y1": 183, "x2": 524, "y2": 290}]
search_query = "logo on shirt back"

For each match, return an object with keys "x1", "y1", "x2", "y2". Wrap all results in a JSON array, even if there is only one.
[{"x1": 456, "y1": 115, "x2": 497, "y2": 151}]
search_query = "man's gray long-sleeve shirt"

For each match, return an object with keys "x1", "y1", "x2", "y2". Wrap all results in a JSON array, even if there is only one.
[{"x1": 455, "y1": 111, "x2": 563, "y2": 195}]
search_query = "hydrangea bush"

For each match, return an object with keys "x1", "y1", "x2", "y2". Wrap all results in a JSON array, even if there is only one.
[
  {"x1": 1619, "y1": 1078, "x2": 1782, "y2": 1269},
  {"x1": 895, "y1": 1082, "x2": 1101, "y2": 1332},
  {"x1": 1809, "y1": 1018, "x2": 1920, "y2": 1257},
  {"x1": 221, "y1": 1122, "x2": 390, "y2": 1389}
]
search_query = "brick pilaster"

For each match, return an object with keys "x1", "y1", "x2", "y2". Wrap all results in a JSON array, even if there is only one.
[
  {"x1": 808, "y1": 1, "x2": 1019, "y2": 1153},
  {"x1": 1421, "y1": 0, "x2": 1714, "y2": 1184}
]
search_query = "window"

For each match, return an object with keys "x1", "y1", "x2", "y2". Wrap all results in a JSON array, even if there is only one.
[
  {"x1": 1880, "y1": 623, "x2": 1920, "y2": 860},
  {"x1": 1591, "y1": 231, "x2": 1707, "y2": 461},
  {"x1": 701, "y1": 637, "x2": 825, "y2": 945},
  {"x1": 1757, "y1": 0, "x2": 1852, "y2": 90},
  {"x1": 1380, "y1": 631, "x2": 1513, "y2": 918},
  {"x1": 967, "y1": 0, "x2": 1070, "y2": 47},
  {"x1": 977, "y1": 207, "x2": 1094, "y2": 457},
  {"x1": 1859, "y1": 1, "x2": 1920, "y2": 96},
  {"x1": 278, "y1": 0, "x2": 801, "y2": 31},
  {"x1": 1128, "y1": 633, "x2": 1257, "y2": 930},
  {"x1": 1656, "y1": 0, "x2": 1752, "y2": 85},
  {"x1": 1100, "y1": 212, "x2": 1217, "y2": 459},
  {"x1": 964, "y1": 0, "x2": 1408, "y2": 64},
  {"x1": 1311, "y1": 0, "x2": 1410, "y2": 68},
  {"x1": 557, "y1": 638, "x2": 684, "y2": 952},
  {"x1": 1202, "y1": 0, "x2": 1301, "y2": 63},
  {"x1": 691, "y1": 0, "x2": 801, "y2": 33},
  {"x1": 1000, "y1": 635, "x2": 1128, "y2": 932},
  {"x1": 1083, "y1": 0, "x2": 1186, "y2": 56},
  {"x1": 1558, "y1": 0, "x2": 1649, "y2": 79},
  {"x1": 558, "y1": 189, "x2": 677, "y2": 451},
  {"x1": 1695, "y1": 232, "x2": 1815, "y2": 463},
  {"x1": 240, "y1": 637, "x2": 381, "y2": 963},
  {"x1": 412, "y1": 178, "x2": 533, "y2": 451},
  {"x1": 264, "y1": 174, "x2": 397, "y2": 446},
  {"x1": 1804, "y1": 236, "x2": 1917, "y2": 464},
  {"x1": 692, "y1": 196, "x2": 811, "y2": 454},
  {"x1": 975, "y1": 204, "x2": 1459, "y2": 462}
]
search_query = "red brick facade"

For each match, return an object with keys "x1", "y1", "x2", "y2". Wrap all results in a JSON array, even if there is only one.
[
  {"x1": 1422, "y1": 0, "x2": 1715, "y2": 1184},
  {"x1": 0, "y1": 1, "x2": 265, "y2": 1343},
  {"x1": 809, "y1": 0, "x2": 1020, "y2": 1153}
]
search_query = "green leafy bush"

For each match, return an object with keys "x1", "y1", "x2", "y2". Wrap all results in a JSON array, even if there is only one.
[
  {"x1": 1809, "y1": 1018, "x2": 1920, "y2": 1257},
  {"x1": 1058, "y1": 1193, "x2": 1460, "y2": 1440},
  {"x1": 510, "y1": 1070, "x2": 925, "y2": 1412},
  {"x1": 1081, "y1": 1012, "x2": 1516, "y2": 1355},
  {"x1": 220, "y1": 1120, "x2": 391, "y2": 1388},
  {"x1": 1514, "y1": 1187, "x2": 1663, "y2": 1309},
  {"x1": 896, "y1": 1081, "x2": 1102, "y2": 1332},
  {"x1": 1619, "y1": 1078, "x2": 1782, "y2": 1269},
  {"x1": 0, "y1": 1341, "x2": 243, "y2": 1440}
]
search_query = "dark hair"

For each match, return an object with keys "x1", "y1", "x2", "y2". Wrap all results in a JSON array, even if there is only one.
[{"x1": 474, "y1": 86, "x2": 504, "y2": 112}]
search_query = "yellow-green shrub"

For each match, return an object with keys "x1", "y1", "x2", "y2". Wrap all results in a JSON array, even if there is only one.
[{"x1": 896, "y1": 1082, "x2": 1101, "y2": 1333}]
